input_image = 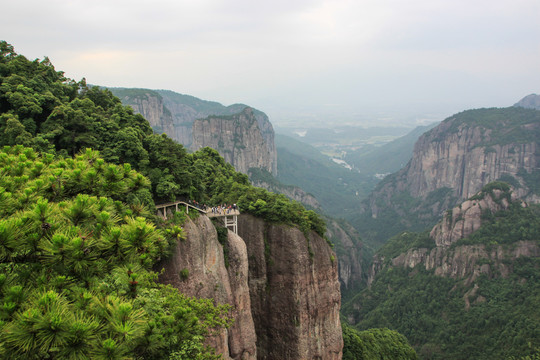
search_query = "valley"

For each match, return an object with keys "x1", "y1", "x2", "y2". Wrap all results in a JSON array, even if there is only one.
[{"x1": 0, "y1": 40, "x2": 539, "y2": 359}]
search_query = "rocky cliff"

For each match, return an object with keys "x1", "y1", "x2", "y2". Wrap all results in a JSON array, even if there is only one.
[
  {"x1": 357, "y1": 107, "x2": 540, "y2": 246},
  {"x1": 248, "y1": 171, "x2": 364, "y2": 293},
  {"x1": 158, "y1": 214, "x2": 342, "y2": 360},
  {"x1": 369, "y1": 186, "x2": 540, "y2": 285},
  {"x1": 192, "y1": 107, "x2": 277, "y2": 176},
  {"x1": 157, "y1": 215, "x2": 257, "y2": 360},
  {"x1": 109, "y1": 88, "x2": 278, "y2": 176},
  {"x1": 237, "y1": 214, "x2": 343, "y2": 360}
]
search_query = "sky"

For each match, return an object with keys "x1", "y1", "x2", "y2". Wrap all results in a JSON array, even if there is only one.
[{"x1": 3, "y1": 0, "x2": 540, "y2": 127}]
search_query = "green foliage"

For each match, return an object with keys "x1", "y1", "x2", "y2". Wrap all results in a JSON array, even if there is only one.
[
  {"x1": 274, "y1": 134, "x2": 377, "y2": 220},
  {"x1": 342, "y1": 323, "x2": 418, "y2": 360},
  {"x1": 454, "y1": 203, "x2": 540, "y2": 247},
  {"x1": 352, "y1": 186, "x2": 455, "y2": 250},
  {"x1": 343, "y1": 258, "x2": 540, "y2": 360},
  {"x1": 434, "y1": 107, "x2": 540, "y2": 146},
  {"x1": 377, "y1": 231, "x2": 434, "y2": 262},
  {"x1": 0, "y1": 41, "x2": 326, "y2": 239},
  {"x1": 0, "y1": 146, "x2": 231, "y2": 359}
]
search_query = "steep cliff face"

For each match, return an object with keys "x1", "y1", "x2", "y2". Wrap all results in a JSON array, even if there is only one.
[
  {"x1": 404, "y1": 118, "x2": 538, "y2": 201},
  {"x1": 109, "y1": 88, "x2": 278, "y2": 176},
  {"x1": 158, "y1": 214, "x2": 342, "y2": 360},
  {"x1": 238, "y1": 214, "x2": 343, "y2": 360},
  {"x1": 325, "y1": 218, "x2": 365, "y2": 293},
  {"x1": 192, "y1": 108, "x2": 277, "y2": 176},
  {"x1": 358, "y1": 107, "x2": 540, "y2": 246},
  {"x1": 113, "y1": 90, "x2": 181, "y2": 140},
  {"x1": 157, "y1": 216, "x2": 257, "y2": 360},
  {"x1": 249, "y1": 174, "x2": 364, "y2": 293},
  {"x1": 430, "y1": 189, "x2": 525, "y2": 247},
  {"x1": 369, "y1": 187, "x2": 539, "y2": 285}
]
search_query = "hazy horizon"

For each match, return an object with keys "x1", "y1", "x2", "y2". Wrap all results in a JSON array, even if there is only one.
[{"x1": 3, "y1": 0, "x2": 539, "y2": 127}]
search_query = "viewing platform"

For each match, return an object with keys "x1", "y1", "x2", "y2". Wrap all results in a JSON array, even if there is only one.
[{"x1": 156, "y1": 201, "x2": 240, "y2": 234}]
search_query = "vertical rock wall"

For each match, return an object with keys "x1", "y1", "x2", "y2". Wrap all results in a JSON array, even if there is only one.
[
  {"x1": 192, "y1": 107, "x2": 277, "y2": 176},
  {"x1": 238, "y1": 215, "x2": 343, "y2": 360},
  {"x1": 157, "y1": 216, "x2": 257, "y2": 360},
  {"x1": 157, "y1": 214, "x2": 343, "y2": 360}
]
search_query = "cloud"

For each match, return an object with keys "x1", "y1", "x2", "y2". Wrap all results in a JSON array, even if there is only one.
[{"x1": 2, "y1": 0, "x2": 539, "y2": 124}]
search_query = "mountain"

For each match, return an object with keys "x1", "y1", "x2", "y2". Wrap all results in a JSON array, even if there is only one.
[
  {"x1": 353, "y1": 107, "x2": 540, "y2": 248},
  {"x1": 343, "y1": 183, "x2": 540, "y2": 359},
  {"x1": 192, "y1": 107, "x2": 277, "y2": 176},
  {"x1": 109, "y1": 87, "x2": 277, "y2": 176},
  {"x1": 344, "y1": 123, "x2": 438, "y2": 177},
  {"x1": 515, "y1": 93, "x2": 540, "y2": 110}
]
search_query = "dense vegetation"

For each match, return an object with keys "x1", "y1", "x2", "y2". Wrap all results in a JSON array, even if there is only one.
[
  {"x1": 274, "y1": 134, "x2": 377, "y2": 219},
  {"x1": 0, "y1": 41, "x2": 326, "y2": 236},
  {"x1": 351, "y1": 183, "x2": 456, "y2": 250},
  {"x1": 0, "y1": 40, "x2": 336, "y2": 358},
  {"x1": 0, "y1": 145, "x2": 231, "y2": 359},
  {"x1": 344, "y1": 186, "x2": 540, "y2": 359},
  {"x1": 342, "y1": 323, "x2": 418, "y2": 360},
  {"x1": 344, "y1": 261, "x2": 540, "y2": 360}
]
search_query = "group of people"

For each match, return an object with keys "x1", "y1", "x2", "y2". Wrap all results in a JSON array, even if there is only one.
[
  {"x1": 209, "y1": 204, "x2": 238, "y2": 215},
  {"x1": 184, "y1": 199, "x2": 239, "y2": 215}
]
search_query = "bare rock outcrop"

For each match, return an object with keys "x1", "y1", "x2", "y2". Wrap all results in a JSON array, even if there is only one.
[
  {"x1": 157, "y1": 216, "x2": 257, "y2": 360},
  {"x1": 238, "y1": 215, "x2": 343, "y2": 360},
  {"x1": 192, "y1": 107, "x2": 277, "y2": 176},
  {"x1": 391, "y1": 241, "x2": 540, "y2": 284},
  {"x1": 430, "y1": 189, "x2": 525, "y2": 247},
  {"x1": 370, "y1": 187, "x2": 538, "y2": 285},
  {"x1": 110, "y1": 88, "x2": 278, "y2": 176},
  {"x1": 157, "y1": 213, "x2": 342, "y2": 359},
  {"x1": 362, "y1": 107, "x2": 540, "y2": 240}
]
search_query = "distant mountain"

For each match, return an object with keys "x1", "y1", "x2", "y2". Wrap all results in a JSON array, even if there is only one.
[
  {"x1": 345, "y1": 123, "x2": 438, "y2": 176},
  {"x1": 352, "y1": 106, "x2": 540, "y2": 248},
  {"x1": 515, "y1": 93, "x2": 540, "y2": 110},
  {"x1": 108, "y1": 87, "x2": 277, "y2": 175}
]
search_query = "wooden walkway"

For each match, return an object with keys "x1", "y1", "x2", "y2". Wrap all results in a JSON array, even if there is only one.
[{"x1": 156, "y1": 201, "x2": 239, "y2": 234}]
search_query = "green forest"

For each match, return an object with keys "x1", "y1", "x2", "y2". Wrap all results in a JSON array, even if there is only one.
[{"x1": 0, "y1": 41, "x2": 332, "y2": 358}]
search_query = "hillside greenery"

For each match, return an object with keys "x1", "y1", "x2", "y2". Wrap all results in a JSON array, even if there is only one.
[
  {"x1": 344, "y1": 123, "x2": 437, "y2": 177},
  {"x1": 0, "y1": 40, "x2": 336, "y2": 359},
  {"x1": 0, "y1": 40, "x2": 326, "y2": 237},
  {"x1": 275, "y1": 134, "x2": 377, "y2": 219},
  {"x1": 342, "y1": 323, "x2": 418, "y2": 360},
  {"x1": 345, "y1": 185, "x2": 540, "y2": 359},
  {"x1": 344, "y1": 260, "x2": 540, "y2": 360},
  {"x1": 0, "y1": 145, "x2": 231, "y2": 359},
  {"x1": 351, "y1": 183, "x2": 456, "y2": 250}
]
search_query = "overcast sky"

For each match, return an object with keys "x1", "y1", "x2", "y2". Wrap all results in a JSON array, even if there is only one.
[{"x1": 3, "y1": 0, "x2": 540, "y2": 126}]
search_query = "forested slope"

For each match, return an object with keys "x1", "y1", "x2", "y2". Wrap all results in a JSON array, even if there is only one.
[
  {"x1": 0, "y1": 40, "x2": 330, "y2": 358},
  {"x1": 344, "y1": 183, "x2": 540, "y2": 359}
]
